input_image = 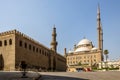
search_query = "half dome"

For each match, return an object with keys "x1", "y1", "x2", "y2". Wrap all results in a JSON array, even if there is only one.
[
  {"x1": 75, "y1": 47, "x2": 90, "y2": 52},
  {"x1": 91, "y1": 47, "x2": 98, "y2": 50}
]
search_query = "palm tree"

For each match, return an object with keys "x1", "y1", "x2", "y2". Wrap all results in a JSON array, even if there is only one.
[
  {"x1": 104, "y1": 50, "x2": 109, "y2": 62},
  {"x1": 104, "y1": 49, "x2": 109, "y2": 70}
]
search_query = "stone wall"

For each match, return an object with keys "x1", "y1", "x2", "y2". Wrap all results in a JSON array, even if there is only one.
[
  {"x1": 56, "y1": 54, "x2": 66, "y2": 71},
  {"x1": 0, "y1": 32, "x2": 15, "y2": 71},
  {"x1": 67, "y1": 52, "x2": 102, "y2": 67},
  {"x1": 15, "y1": 31, "x2": 51, "y2": 71},
  {"x1": 0, "y1": 30, "x2": 66, "y2": 71}
]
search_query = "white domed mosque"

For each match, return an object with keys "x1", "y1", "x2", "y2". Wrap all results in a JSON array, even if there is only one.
[
  {"x1": 74, "y1": 38, "x2": 97, "y2": 53},
  {"x1": 65, "y1": 5, "x2": 103, "y2": 72}
]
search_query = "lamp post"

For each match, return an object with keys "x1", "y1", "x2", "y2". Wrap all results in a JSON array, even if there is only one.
[{"x1": 20, "y1": 61, "x2": 27, "y2": 78}]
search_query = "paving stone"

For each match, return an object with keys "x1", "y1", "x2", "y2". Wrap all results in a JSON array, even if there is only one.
[{"x1": 39, "y1": 71, "x2": 120, "y2": 80}]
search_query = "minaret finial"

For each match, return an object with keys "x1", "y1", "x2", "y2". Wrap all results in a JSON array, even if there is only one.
[
  {"x1": 54, "y1": 24, "x2": 55, "y2": 28},
  {"x1": 97, "y1": 3, "x2": 100, "y2": 14},
  {"x1": 97, "y1": 3, "x2": 100, "y2": 22},
  {"x1": 83, "y1": 36, "x2": 86, "y2": 39}
]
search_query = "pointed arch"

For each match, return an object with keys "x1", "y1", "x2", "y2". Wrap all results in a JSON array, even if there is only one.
[
  {"x1": 9, "y1": 39, "x2": 12, "y2": 45},
  {"x1": 4, "y1": 40, "x2": 7, "y2": 46},
  {"x1": 0, "y1": 41, "x2": 2, "y2": 47},
  {"x1": 0, "y1": 54, "x2": 4, "y2": 70}
]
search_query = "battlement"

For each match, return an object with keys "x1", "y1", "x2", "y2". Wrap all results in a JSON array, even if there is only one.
[
  {"x1": 0, "y1": 29, "x2": 16, "y2": 35},
  {"x1": 0, "y1": 29, "x2": 49, "y2": 50}
]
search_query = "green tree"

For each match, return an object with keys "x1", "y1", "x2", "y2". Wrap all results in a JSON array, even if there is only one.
[
  {"x1": 78, "y1": 62, "x2": 82, "y2": 66},
  {"x1": 104, "y1": 50, "x2": 109, "y2": 62},
  {"x1": 104, "y1": 49, "x2": 109, "y2": 70}
]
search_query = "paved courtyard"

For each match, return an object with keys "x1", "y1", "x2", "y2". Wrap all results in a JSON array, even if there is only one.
[
  {"x1": 39, "y1": 71, "x2": 120, "y2": 80},
  {"x1": 0, "y1": 71, "x2": 120, "y2": 80},
  {"x1": 0, "y1": 71, "x2": 40, "y2": 80}
]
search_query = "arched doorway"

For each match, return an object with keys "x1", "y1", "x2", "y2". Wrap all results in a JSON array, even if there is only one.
[{"x1": 0, "y1": 54, "x2": 4, "y2": 70}]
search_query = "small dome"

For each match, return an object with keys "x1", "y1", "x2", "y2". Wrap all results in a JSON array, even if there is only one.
[
  {"x1": 68, "y1": 50, "x2": 74, "y2": 53},
  {"x1": 77, "y1": 38, "x2": 92, "y2": 46},
  {"x1": 91, "y1": 47, "x2": 98, "y2": 51},
  {"x1": 75, "y1": 47, "x2": 90, "y2": 52}
]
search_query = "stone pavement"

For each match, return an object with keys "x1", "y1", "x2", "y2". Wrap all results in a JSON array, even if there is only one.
[
  {"x1": 1, "y1": 71, "x2": 120, "y2": 80},
  {"x1": 0, "y1": 71, "x2": 41, "y2": 80},
  {"x1": 39, "y1": 71, "x2": 120, "y2": 80}
]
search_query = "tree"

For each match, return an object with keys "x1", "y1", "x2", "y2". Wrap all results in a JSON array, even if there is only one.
[
  {"x1": 104, "y1": 50, "x2": 109, "y2": 62},
  {"x1": 104, "y1": 49, "x2": 109, "y2": 70},
  {"x1": 78, "y1": 62, "x2": 82, "y2": 66}
]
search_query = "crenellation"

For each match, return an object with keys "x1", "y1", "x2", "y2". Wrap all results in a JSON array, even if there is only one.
[
  {"x1": 0, "y1": 29, "x2": 48, "y2": 49},
  {"x1": 0, "y1": 29, "x2": 66, "y2": 71}
]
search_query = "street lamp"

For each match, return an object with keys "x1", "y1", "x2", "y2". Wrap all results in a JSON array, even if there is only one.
[{"x1": 20, "y1": 61, "x2": 27, "y2": 78}]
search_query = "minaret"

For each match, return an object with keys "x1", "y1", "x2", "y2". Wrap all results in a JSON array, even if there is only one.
[
  {"x1": 50, "y1": 25, "x2": 58, "y2": 53},
  {"x1": 97, "y1": 5, "x2": 103, "y2": 61},
  {"x1": 64, "y1": 48, "x2": 67, "y2": 57}
]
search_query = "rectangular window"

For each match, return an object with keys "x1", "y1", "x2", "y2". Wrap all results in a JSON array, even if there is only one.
[
  {"x1": 94, "y1": 55, "x2": 96, "y2": 58},
  {"x1": 84, "y1": 56, "x2": 86, "y2": 59},
  {"x1": 87, "y1": 60, "x2": 89, "y2": 62}
]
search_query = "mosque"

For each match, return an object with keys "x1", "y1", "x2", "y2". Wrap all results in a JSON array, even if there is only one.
[
  {"x1": 65, "y1": 6, "x2": 103, "y2": 72},
  {"x1": 0, "y1": 27, "x2": 66, "y2": 71}
]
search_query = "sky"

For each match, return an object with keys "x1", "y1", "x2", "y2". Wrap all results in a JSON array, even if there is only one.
[{"x1": 0, "y1": 0, "x2": 120, "y2": 60}]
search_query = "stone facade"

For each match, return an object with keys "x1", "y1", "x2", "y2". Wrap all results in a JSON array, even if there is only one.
[
  {"x1": 67, "y1": 50, "x2": 101, "y2": 67},
  {"x1": 66, "y1": 38, "x2": 102, "y2": 72},
  {"x1": 65, "y1": 6, "x2": 103, "y2": 72},
  {"x1": 0, "y1": 29, "x2": 66, "y2": 71}
]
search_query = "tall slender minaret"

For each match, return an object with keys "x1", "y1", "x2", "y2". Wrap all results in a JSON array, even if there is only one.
[
  {"x1": 97, "y1": 4, "x2": 103, "y2": 61},
  {"x1": 51, "y1": 25, "x2": 58, "y2": 53}
]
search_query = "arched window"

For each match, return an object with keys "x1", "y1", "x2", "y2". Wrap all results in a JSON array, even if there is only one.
[
  {"x1": 24, "y1": 42, "x2": 27, "y2": 48},
  {"x1": 29, "y1": 44, "x2": 31, "y2": 50},
  {"x1": 4, "y1": 40, "x2": 7, "y2": 46},
  {"x1": 19, "y1": 40, "x2": 22, "y2": 47},
  {"x1": 39, "y1": 49, "x2": 41, "y2": 54},
  {"x1": 33, "y1": 46, "x2": 35, "y2": 52},
  {"x1": 9, "y1": 39, "x2": 12, "y2": 45},
  {"x1": 42, "y1": 50, "x2": 44, "y2": 55},
  {"x1": 0, "y1": 41, "x2": 2, "y2": 47},
  {"x1": 36, "y1": 48, "x2": 38, "y2": 53}
]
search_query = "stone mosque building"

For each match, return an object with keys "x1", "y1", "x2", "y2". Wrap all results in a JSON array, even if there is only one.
[
  {"x1": 0, "y1": 27, "x2": 66, "y2": 71},
  {"x1": 65, "y1": 6, "x2": 103, "y2": 72}
]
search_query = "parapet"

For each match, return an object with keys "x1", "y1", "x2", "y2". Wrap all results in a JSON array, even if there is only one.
[{"x1": 0, "y1": 29, "x2": 49, "y2": 50}]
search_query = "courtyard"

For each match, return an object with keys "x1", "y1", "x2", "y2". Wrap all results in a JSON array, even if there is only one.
[{"x1": 0, "y1": 71, "x2": 120, "y2": 80}]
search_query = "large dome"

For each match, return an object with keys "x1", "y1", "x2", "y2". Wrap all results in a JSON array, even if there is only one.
[
  {"x1": 77, "y1": 38, "x2": 92, "y2": 46},
  {"x1": 75, "y1": 38, "x2": 93, "y2": 53}
]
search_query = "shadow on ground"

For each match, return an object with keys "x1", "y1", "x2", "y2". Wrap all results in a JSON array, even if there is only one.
[{"x1": 40, "y1": 75, "x2": 89, "y2": 80}]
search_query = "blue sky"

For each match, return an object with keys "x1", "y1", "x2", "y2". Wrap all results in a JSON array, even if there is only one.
[{"x1": 0, "y1": 0, "x2": 120, "y2": 60}]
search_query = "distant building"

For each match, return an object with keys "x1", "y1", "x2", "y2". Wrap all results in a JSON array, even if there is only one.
[
  {"x1": 99, "y1": 60, "x2": 120, "y2": 69},
  {"x1": 65, "y1": 6, "x2": 103, "y2": 72},
  {"x1": 0, "y1": 27, "x2": 66, "y2": 71}
]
